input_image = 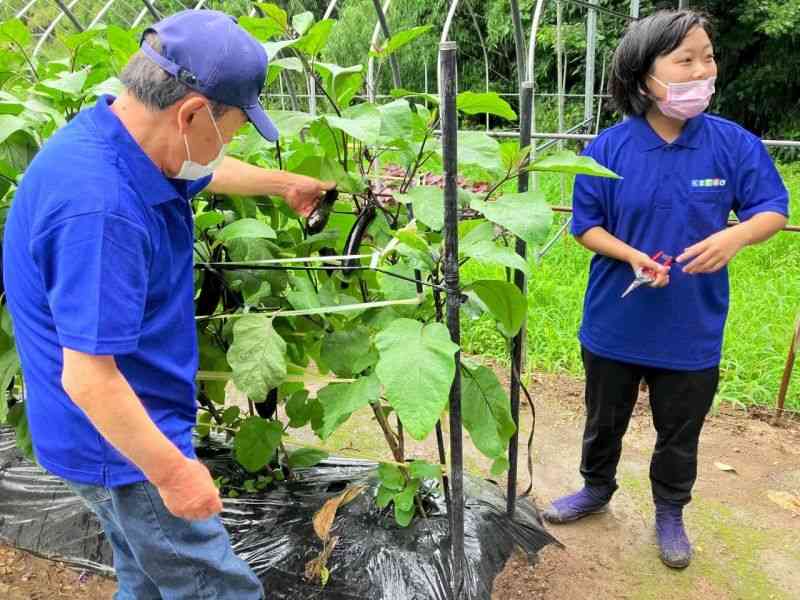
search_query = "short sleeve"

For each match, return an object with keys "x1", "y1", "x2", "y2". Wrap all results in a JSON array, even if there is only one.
[
  {"x1": 570, "y1": 140, "x2": 610, "y2": 236},
  {"x1": 30, "y1": 213, "x2": 151, "y2": 355},
  {"x1": 733, "y1": 137, "x2": 789, "y2": 222},
  {"x1": 187, "y1": 174, "x2": 213, "y2": 198}
]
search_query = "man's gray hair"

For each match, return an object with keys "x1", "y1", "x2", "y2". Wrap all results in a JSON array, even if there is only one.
[{"x1": 120, "y1": 33, "x2": 227, "y2": 116}]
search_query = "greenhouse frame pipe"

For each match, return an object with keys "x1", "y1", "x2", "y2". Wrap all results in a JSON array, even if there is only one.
[
  {"x1": 89, "y1": 0, "x2": 119, "y2": 29},
  {"x1": 584, "y1": 0, "x2": 598, "y2": 123},
  {"x1": 193, "y1": 0, "x2": 207, "y2": 9},
  {"x1": 466, "y1": 0, "x2": 490, "y2": 130},
  {"x1": 140, "y1": 0, "x2": 161, "y2": 20},
  {"x1": 440, "y1": 39, "x2": 466, "y2": 597},
  {"x1": 527, "y1": 0, "x2": 547, "y2": 191},
  {"x1": 366, "y1": 0, "x2": 392, "y2": 102},
  {"x1": 15, "y1": 0, "x2": 39, "y2": 19},
  {"x1": 507, "y1": 82, "x2": 533, "y2": 518},
  {"x1": 509, "y1": 0, "x2": 527, "y2": 86},
  {"x1": 322, "y1": 0, "x2": 338, "y2": 19},
  {"x1": 630, "y1": 0, "x2": 640, "y2": 18},
  {"x1": 53, "y1": 0, "x2": 84, "y2": 32},
  {"x1": 370, "y1": 0, "x2": 402, "y2": 89},
  {"x1": 131, "y1": 7, "x2": 149, "y2": 27},
  {"x1": 32, "y1": 0, "x2": 81, "y2": 57},
  {"x1": 440, "y1": 0, "x2": 461, "y2": 45},
  {"x1": 562, "y1": 0, "x2": 636, "y2": 21}
]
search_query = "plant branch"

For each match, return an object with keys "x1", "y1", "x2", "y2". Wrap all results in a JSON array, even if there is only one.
[{"x1": 370, "y1": 401, "x2": 403, "y2": 463}]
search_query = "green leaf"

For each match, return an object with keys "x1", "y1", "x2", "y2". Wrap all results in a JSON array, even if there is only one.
[
  {"x1": 499, "y1": 142, "x2": 531, "y2": 172},
  {"x1": 238, "y1": 16, "x2": 285, "y2": 42},
  {"x1": 222, "y1": 406, "x2": 240, "y2": 425},
  {"x1": 461, "y1": 240, "x2": 530, "y2": 277},
  {"x1": 0, "y1": 115, "x2": 26, "y2": 145},
  {"x1": 286, "y1": 274, "x2": 321, "y2": 310},
  {"x1": 375, "y1": 484, "x2": 397, "y2": 508},
  {"x1": 267, "y1": 110, "x2": 315, "y2": 138},
  {"x1": 287, "y1": 447, "x2": 328, "y2": 468},
  {"x1": 286, "y1": 390, "x2": 313, "y2": 428},
  {"x1": 456, "y1": 92, "x2": 517, "y2": 121},
  {"x1": 315, "y1": 62, "x2": 364, "y2": 83},
  {"x1": 470, "y1": 191, "x2": 553, "y2": 247},
  {"x1": 324, "y1": 104, "x2": 382, "y2": 145},
  {"x1": 0, "y1": 20, "x2": 31, "y2": 48},
  {"x1": 409, "y1": 460, "x2": 442, "y2": 481},
  {"x1": 263, "y1": 39, "x2": 297, "y2": 60},
  {"x1": 38, "y1": 69, "x2": 89, "y2": 97},
  {"x1": 491, "y1": 457, "x2": 510, "y2": 476},
  {"x1": 320, "y1": 327, "x2": 371, "y2": 378},
  {"x1": 194, "y1": 212, "x2": 225, "y2": 231},
  {"x1": 198, "y1": 336, "x2": 230, "y2": 404},
  {"x1": 218, "y1": 218, "x2": 277, "y2": 242},
  {"x1": 395, "y1": 186, "x2": 443, "y2": 231},
  {"x1": 294, "y1": 19, "x2": 334, "y2": 57},
  {"x1": 378, "y1": 462, "x2": 405, "y2": 491},
  {"x1": 106, "y1": 26, "x2": 138, "y2": 63},
  {"x1": 266, "y1": 57, "x2": 304, "y2": 84},
  {"x1": 375, "y1": 319, "x2": 458, "y2": 440},
  {"x1": 371, "y1": 25, "x2": 432, "y2": 58},
  {"x1": 460, "y1": 220, "x2": 495, "y2": 246},
  {"x1": 456, "y1": 131, "x2": 502, "y2": 171},
  {"x1": 464, "y1": 280, "x2": 527, "y2": 338},
  {"x1": 196, "y1": 410, "x2": 212, "y2": 438},
  {"x1": 461, "y1": 363, "x2": 516, "y2": 465},
  {"x1": 228, "y1": 315, "x2": 287, "y2": 400},
  {"x1": 0, "y1": 348, "x2": 20, "y2": 423},
  {"x1": 395, "y1": 478, "x2": 420, "y2": 512},
  {"x1": 394, "y1": 502, "x2": 415, "y2": 527},
  {"x1": 377, "y1": 99, "x2": 416, "y2": 143},
  {"x1": 531, "y1": 150, "x2": 621, "y2": 179},
  {"x1": 258, "y1": 3, "x2": 289, "y2": 32},
  {"x1": 234, "y1": 417, "x2": 283, "y2": 473},
  {"x1": 390, "y1": 88, "x2": 440, "y2": 106},
  {"x1": 313, "y1": 374, "x2": 380, "y2": 439},
  {"x1": 292, "y1": 11, "x2": 314, "y2": 35}
]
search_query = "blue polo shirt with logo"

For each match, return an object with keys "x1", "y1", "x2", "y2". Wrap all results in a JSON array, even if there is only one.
[
  {"x1": 571, "y1": 113, "x2": 789, "y2": 370},
  {"x1": 3, "y1": 96, "x2": 211, "y2": 486}
]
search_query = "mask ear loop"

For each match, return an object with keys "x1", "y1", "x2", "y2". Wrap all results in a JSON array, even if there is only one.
[{"x1": 205, "y1": 104, "x2": 225, "y2": 149}]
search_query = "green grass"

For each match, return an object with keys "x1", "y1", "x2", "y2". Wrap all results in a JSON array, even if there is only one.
[{"x1": 461, "y1": 162, "x2": 800, "y2": 411}]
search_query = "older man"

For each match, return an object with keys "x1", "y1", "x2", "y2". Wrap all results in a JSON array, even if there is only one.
[{"x1": 2, "y1": 10, "x2": 331, "y2": 599}]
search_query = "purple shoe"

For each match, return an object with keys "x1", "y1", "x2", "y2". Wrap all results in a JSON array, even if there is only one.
[
  {"x1": 542, "y1": 485, "x2": 613, "y2": 524},
  {"x1": 655, "y1": 502, "x2": 692, "y2": 569}
]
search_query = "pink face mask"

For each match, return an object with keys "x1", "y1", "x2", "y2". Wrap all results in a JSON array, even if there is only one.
[{"x1": 649, "y1": 75, "x2": 716, "y2": 120}]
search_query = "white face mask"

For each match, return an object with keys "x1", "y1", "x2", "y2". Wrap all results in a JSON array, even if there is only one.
[{"x1": 174, "y1": 104, "x2": 227, "y2": 180}]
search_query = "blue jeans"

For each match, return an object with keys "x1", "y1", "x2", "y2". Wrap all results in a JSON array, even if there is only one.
[{"x1": 66, "y1": 479, "x2": 264, "y2": 600}]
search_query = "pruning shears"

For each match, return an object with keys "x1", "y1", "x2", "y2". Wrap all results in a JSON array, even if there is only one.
[{"x1": 621, "y1": 251, "x2": 673, "y2": 298}]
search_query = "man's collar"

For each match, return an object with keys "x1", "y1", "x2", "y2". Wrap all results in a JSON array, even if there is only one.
[{"x1": 91, "y1": 95, "x2": 188, "y2": 206}]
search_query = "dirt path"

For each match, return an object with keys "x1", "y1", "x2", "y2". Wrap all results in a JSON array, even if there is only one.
[{"x1": 2, "y1": 369, "x2": 799, "y2": 599}]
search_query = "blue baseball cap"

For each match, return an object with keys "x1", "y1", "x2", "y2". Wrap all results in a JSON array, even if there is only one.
[{"x1": 139, "y1": 10, "x2": 279, "y2": 142}]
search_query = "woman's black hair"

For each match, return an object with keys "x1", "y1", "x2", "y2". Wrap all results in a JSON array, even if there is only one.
[{"x1": 609, "y1": 10, "x2": 713, "y2": 116}]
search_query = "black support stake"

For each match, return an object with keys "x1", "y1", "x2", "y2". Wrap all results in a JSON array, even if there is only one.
[
  {"x1": 506, "y1": 81, "x2": 533, "y2": 517},
  {"x1": 440, "y1": 40, "x2": 465, "y2": 598},
  {"x1": 139, "y1": 0, "x2": 161, "y2": 20}
]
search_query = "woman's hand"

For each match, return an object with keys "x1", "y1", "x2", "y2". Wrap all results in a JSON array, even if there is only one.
[
  {"x1": 677, "y1": 228, "x2": 748, "y2": 274},
  {"x1": 628, "y1": 250, "x2": 671, "y2": 288}
]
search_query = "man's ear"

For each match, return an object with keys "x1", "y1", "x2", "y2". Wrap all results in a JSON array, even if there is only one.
[{"x1": 176, "y1": 96, "x2": 206, "y2": 134}]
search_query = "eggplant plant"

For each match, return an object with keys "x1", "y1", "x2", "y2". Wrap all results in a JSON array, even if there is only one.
[{"x1": 0, "y1": 9, "x2": 619, "y2": 530}]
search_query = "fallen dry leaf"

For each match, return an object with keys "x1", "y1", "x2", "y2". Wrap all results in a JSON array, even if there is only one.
[
  {"x1": 766, "y1": 490, "x2": 800, "y2": 516},
  {"x1": 714, "y1": 462, "x2": 737, "y2": 474}
]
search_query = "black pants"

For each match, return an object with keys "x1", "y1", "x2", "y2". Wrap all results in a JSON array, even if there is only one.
[{"x1": 580, "y1": 347, "x2": 719, "y2": 505}]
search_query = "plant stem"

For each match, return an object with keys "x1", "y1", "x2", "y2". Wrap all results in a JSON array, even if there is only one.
[{"x1": 370, "y1": 401, "x2": 403, "y2": 463}]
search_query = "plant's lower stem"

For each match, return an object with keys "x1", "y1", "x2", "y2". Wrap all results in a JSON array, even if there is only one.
[{"x1": 370, "y1": 401, "x2": 403, "y2": 463}]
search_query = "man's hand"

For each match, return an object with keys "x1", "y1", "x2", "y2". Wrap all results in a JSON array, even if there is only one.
[
  {"x1": 677, "y1": 228, "x2": 747, "y2": 275},
  {"x1": 208, "y1": 157, "x2": 335, "y2": 217},
  {"x1": 155, "y1": 457, "x2": 223, "y2": 521},
  {"x1": 628, "y1": 250, "x2": 670, "y2": 287},
  {"x1": 283, "y1": 174, "x2": 336, "y2": 218}
]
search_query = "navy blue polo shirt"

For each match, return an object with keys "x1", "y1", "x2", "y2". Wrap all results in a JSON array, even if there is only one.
[
  {"x1": 571, "y1": 113, "x2": 788, "y2": 370},
  {"x1": 3, "y1": 96, "x2": 211, "y2": 486}
]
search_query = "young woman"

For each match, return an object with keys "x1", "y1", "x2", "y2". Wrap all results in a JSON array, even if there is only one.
[{"x1": 542, "y1": 10, "x2": 789, "y2": 570}]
